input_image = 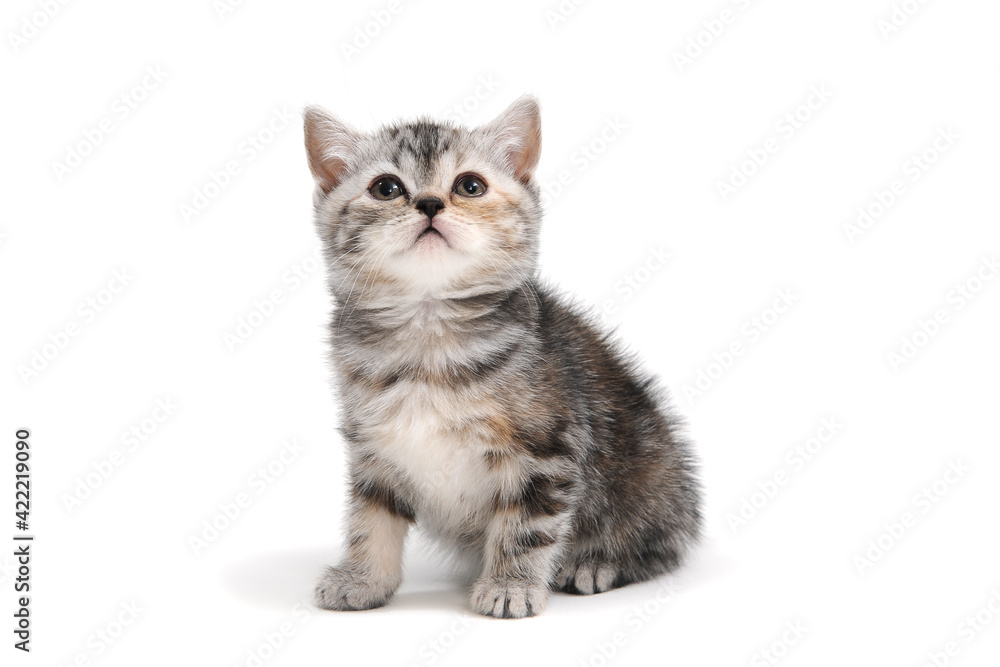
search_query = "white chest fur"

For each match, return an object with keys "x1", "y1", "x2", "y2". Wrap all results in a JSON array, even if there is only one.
[{"x1": 366, "y1": 380, "x2": 499, "y2": 533}]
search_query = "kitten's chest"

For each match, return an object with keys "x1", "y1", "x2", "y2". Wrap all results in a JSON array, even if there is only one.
[{"x1": 369, "y1": 382, "x2": 506, "y2": 522}]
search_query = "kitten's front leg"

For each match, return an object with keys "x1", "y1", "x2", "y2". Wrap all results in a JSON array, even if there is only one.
[
  {"x1": 315, "y1": 477, "x2": 412, "y2": 611},
  {"x1": 470, "y1": 473, "x2": 574, "y2": 619}
]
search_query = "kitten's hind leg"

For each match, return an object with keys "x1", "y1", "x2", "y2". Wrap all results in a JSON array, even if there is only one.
[{"x1": 315, "y1": 478, "x2": 412, "y2": 611}]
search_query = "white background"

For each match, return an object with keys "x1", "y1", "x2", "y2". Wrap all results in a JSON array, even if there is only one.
[{"x1": 3, "y1": 0, "x2": 999, "y2": 665}]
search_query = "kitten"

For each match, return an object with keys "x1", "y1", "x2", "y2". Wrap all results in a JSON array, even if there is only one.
[{"x1": 304, "y1": 96, "x2": 701, "y2": 618}]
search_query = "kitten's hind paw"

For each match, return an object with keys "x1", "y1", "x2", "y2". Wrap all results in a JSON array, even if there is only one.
[
  {"x1": 556, "y1": 561, "x2": 619, "y2": 595},
  {"x1": 314, "y1": 566, "x2": 396, "y2": 611},
  {"x1": 470, "y1": 577, "x2": 548, "y2": 619}
]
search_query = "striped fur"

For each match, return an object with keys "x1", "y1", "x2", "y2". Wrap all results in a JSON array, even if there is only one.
[{"x1": 305, "y1": 97, "x2": 701, "y2": 618}]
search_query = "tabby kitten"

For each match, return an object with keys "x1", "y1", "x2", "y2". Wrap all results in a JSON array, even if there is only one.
[{"x1": 304, "y1": 96, "x2": 701, "y2": 618}]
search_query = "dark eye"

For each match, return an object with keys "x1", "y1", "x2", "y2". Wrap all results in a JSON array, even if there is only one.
[
  {"x1": 454, "y1": 174, "x2": 487, "y2": 197},
  {"x1": 369, "y1": 176, "x2": 404, "y2": 200}
]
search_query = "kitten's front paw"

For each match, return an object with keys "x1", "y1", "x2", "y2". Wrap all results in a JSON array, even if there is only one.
[
  {"x1": 314, "y1": 567, "x2": 396, "y2": 611},
  {"x1": 470, "y1": 577, "x2": 548, "y2": 619}
]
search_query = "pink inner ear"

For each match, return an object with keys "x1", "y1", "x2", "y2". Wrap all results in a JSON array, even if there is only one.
[
  {"x1": 310, "y1": 148, "x2": 348, "y2": 194},
  {"x1": 487, "y1": 97, "x2": 542, "y2": 185},
  {"x1": 511, "y1": 126, "x2": 541, "y2": 185},
  {"x1": 304, "y1": 108, "x2": 355, "y2": 194}
]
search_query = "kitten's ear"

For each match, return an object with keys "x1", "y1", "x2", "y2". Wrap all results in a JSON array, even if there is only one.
[
  {"x1": 303, "y1": 106, "x2": 362, "y2": 194},
  {"x1": 481, "y1": 95, "x2": 542, "y2": 184}
]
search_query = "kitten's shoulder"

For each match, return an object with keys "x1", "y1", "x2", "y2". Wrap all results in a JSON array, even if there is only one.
[
  {"x1": 531, "y1": 281, "x2": 670, "y2": 401},
  {"x1": 532, "y1": 281, "x2": 618, "y2": 347}
]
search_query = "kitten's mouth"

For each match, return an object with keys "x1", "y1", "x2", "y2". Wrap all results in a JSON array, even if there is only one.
[{"x1": 416, "y1": 224, "x2": 448, "y2": 246}]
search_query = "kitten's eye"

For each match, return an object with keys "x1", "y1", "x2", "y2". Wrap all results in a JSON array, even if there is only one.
[
  {"x1": 369, "y1": 177, "x2": 405, "y2": 200},
  {"x1": 454, "y1": 174, "x2": 487, "y2": 197}
]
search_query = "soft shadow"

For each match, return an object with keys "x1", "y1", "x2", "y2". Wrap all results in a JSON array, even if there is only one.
[
  {"x1": 221, "y1": 537, "x2": 731, "y2": 612},
  {"x1": 221, "y1": 543, "x2": 468, "y2": 611},
  {"x1": 672, "y1": 536, "x2": 737, "y2": 588},
  {"x1": 389, "y1": 587, "x2": 470, "y2": 614},
  {"x1": 222, "y1": 546, "x2": 336, "y2": 609}
]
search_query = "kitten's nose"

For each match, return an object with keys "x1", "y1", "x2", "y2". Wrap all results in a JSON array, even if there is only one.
[{"x1": 415, "y1": 197, "x2": 445, "y2": 221}]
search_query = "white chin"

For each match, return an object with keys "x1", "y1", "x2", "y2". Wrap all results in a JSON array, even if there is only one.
[{"x1": 389, "y1": 244, "x2": 477, "y2": 290}]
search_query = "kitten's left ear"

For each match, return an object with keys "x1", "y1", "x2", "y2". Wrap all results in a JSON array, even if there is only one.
[
  {"x1": 303, "y1": 105, "x2": 362, "y2": 194},
  {"x1": 481, "y1": 95, "x2": 542, "y2": 184}
]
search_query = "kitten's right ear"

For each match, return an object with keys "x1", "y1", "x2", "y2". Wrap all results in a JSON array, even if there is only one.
[
  {"x1": 303, "y1": 106, "x2": 361, "y2": 194},
  {"x1": 481, "y1": 95, "x2": 542, "y2": 185}
]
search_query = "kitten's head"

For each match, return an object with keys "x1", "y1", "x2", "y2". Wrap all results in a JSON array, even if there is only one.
[{"x1": 303, "y1": 97, "x2": 542, "y2": 308}]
